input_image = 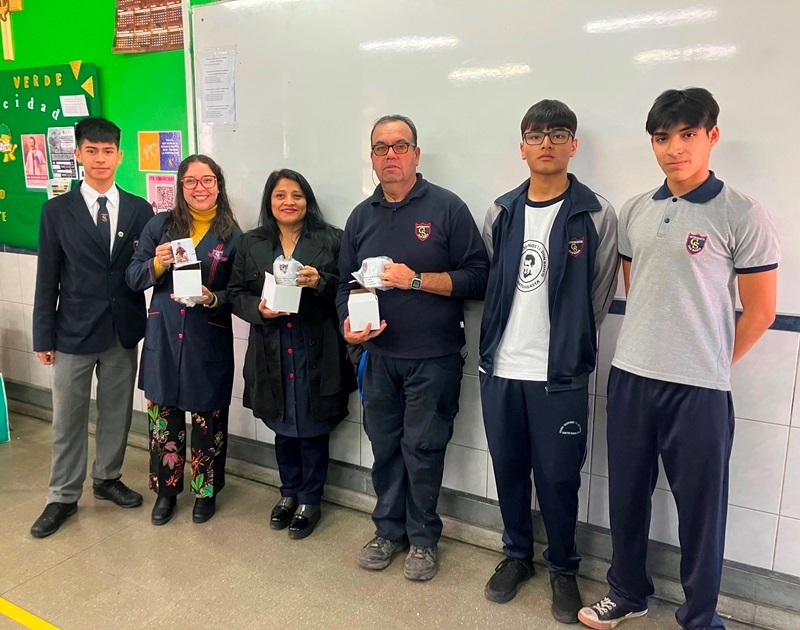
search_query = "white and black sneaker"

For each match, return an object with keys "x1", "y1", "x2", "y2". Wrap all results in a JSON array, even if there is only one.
[{"x1": 578, "y1": 597, "x2": 647, "y2": 629}]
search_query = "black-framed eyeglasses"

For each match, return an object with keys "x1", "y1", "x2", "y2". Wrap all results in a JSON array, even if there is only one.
[
  {"x1": 371, "y1": 142, "x2": 416, "y2": 156},
  {"x1": 181, "y1": 175, "x2": 217, "y2": 189},
  {"x1": 522, "y1": 130, "x2": 574, "y2": 145}
]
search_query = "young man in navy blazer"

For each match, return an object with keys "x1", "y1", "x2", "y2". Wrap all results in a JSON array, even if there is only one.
[{"x1": 31, "y1": 117, "x2": 154, "y2": 538}]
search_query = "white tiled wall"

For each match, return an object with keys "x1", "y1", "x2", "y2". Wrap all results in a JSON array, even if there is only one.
[{"x1": 3, "y1": 251, "x2": 800, "y2": 577}]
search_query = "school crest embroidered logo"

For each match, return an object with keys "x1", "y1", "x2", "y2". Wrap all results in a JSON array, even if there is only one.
[
  {"x1": 568, "y1": 237, "x2": 585, "y2": 258},
  {"x1": 415, "y1": 222, "x2": 432, "y2": 241},
  {"x1": 686, "y1": 233, "x2": 708, "y2": 255}
]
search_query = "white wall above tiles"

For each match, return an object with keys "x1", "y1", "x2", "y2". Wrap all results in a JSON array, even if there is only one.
[{"x1": 4, "y1": 248, "x2": 800, "y2": 580}]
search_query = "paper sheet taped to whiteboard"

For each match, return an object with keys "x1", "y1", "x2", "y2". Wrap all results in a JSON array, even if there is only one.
[{"x1": 199, "y1": 48, "x2": 237, "y2": 127}]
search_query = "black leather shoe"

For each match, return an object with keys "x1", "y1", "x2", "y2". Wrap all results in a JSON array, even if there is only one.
[
  {"x1": 270, "y1": 497, "x2": 298, "y2": 530},
  {"x1": 193, "y1": 496, "x2": 216, "y2": 523},
  {"x1": 93, "y1": 479, "x2": 143, "y2": 508},
  {"x1": 485, "y1": 557, "x2": 535, "y2": 603},
  {"x1": 151, "y1": 496, "x2": 177, "y2": 526},
  {"x1": 30, "y1": 502, "x2": 78, "y2": 538},
  {"x1": 288, "y1": 504, "x2": 321, "y2": 540}
]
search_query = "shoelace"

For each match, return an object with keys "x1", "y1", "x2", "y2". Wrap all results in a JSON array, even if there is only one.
[
  {"x1": 367, "y1": 537, "x2": 390, "y2": 549},
  {"x1": 409, "y1": 545, "x2": 430, "y2": 559},
  {"x1": 593, "y1": 598, "x2": 616, "y2": 614}
]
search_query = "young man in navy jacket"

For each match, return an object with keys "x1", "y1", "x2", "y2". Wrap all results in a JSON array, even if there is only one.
[
  {"x1": 31, "y1": 118, "x2": 153, "y2": 538},
  {"x1": 479, "y1": 100, "x2": 618, "y2": 622}
]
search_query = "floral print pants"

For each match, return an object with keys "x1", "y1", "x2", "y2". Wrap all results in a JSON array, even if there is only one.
[{"x1": 147, "y1": 401, "x2": 229, "y2": 498}]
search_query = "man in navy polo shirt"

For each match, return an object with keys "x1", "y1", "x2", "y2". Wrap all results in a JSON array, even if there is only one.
[
  {"x1": 337, "y1": 114, "x2": 489, "y2": 582},
  {"x1": 579, "y1": 89, "x2": 780, "y2": 630}
]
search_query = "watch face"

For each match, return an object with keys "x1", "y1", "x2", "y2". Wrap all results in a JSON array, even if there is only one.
[{"x1": 411, "y1": 277, "x2": 421, "y2": 290}]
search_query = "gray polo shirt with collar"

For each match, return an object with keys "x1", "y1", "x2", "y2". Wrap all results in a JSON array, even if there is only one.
[{"x1": 611, "y1": 172, "x2": 780, "y2": 391}]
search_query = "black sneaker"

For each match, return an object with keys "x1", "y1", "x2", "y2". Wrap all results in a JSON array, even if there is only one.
[
  {"x1": 358, "y1": 536, "x2": 409, "y2": 570},
  {"x1": 484, "y1": 557, "x2": 534, "y2": 603},
  {"x1": 550, "y1": 572, "x2": 583, "y2": 623},
  {"x1": 578, "y1": 596, "x2": 648, "y2": 629}
]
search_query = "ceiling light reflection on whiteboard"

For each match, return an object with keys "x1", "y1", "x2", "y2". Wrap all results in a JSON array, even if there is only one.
[
  {"x1": 585, "y1": 6, "x2": 717, "y2": 33},
  {"x1": 359, "y1": 36, "x2": 459, "y2": 53},
  {"x1": 448, "y1": 64, "x2": 531, "y2": 83},
  {"x1": 635, "y1": 44, "x2": 736, "y2": 64},
  {"x1": 230, "y1": 0, "x2": 304, "y2": 9}
]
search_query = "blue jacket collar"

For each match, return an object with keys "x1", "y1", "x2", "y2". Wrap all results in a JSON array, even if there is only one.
[
  {"x1": 652, "y1": 171, "x2": 724, "y2": 203},
  {"x1": 495, "y1": 173, "x2": 601, "y2": 213}
]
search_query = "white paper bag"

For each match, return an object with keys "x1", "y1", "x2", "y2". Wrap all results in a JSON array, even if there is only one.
[{"x1": 262, "y1": 272, "x2": 302, "y2": 313}]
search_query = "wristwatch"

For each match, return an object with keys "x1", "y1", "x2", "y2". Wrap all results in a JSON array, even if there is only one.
[{"x1": 410, "y1": 272, "x2": 422, "y2": 290}]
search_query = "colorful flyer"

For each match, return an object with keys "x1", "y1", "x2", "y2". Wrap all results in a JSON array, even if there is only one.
[
  {"x1": 146, "y1": 173, "x2": 177, "y2": 212},
  {"x1": 22, "y1": 132, "x2": 48, "y2": 189},
  {"x1": 46, "y1": 178, "x2": 72, "y2": 199},
  {"x1": 138, "y1": 131, "x2": 182, "y2": 171},
  {"x1": 47, "y1": 126, "x2": 78, "y2": 179}
]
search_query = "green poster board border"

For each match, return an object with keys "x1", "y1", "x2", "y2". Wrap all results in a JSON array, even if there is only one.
[{"x1": 0, "y1": 62, "x2": 102, "y2": 250}]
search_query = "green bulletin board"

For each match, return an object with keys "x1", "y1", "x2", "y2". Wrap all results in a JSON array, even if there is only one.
[{"x1": 0, "y1": 62, "x2": 101, "y2": 250}]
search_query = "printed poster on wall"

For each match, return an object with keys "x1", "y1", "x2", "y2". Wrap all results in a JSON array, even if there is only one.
[
  {"x1": 113, "y1": 0, "x2": 184, "y2": 53},
  {"x1": 138, "y1": 131, "x2": 182, "y2": 172},
  {"x1": 47, "y1": 126, "x2": 78, "y2": 179},
  {"x1": 21, "y1": 132, "x2": 48, "y2": 189},
  {"x1": 146, "y1": 173, "x2": 176, "y2": 212}
]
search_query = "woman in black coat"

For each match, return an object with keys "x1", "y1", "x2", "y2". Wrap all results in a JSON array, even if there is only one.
[{"x1": 228, "y1": 169, "x2": 355, "y2": 539}]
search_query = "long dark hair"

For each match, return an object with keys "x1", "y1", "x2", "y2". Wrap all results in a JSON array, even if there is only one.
[
  {"x1": 164, "y1": 154, "x2": 240, "y2": 242},
  {"x1": 258, "y1": 169, "x2": 338, "y2": 250}
]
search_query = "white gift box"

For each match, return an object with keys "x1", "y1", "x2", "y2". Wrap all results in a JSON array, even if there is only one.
[
  {"x1": 348, "y1": 290, "x2": 380, "y2": 332},
  {"x1": 172, "y1": 264, "x2": 203, "y2": 298},
  {"x1": 262, "y1": 272, "x2": 302, "y2": 313}
]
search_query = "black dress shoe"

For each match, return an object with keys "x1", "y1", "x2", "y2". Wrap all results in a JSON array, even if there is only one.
[
  {"x1": 151, "y1": 496, "x2": 177, "y2": 526},
  {"x1": 93, "y1": 479, "x2": 143, "y2": 508},
  {"x1": 270, "y1": 497, "x2": 297, "y2": 530},
  {"x1": 288, "y1": 504, "x2": 321, "y2": 540},
  {"x1": 193, "y1": 496, "x2": 216, "y2": 523},
  {"x1": 31, "y1": 502, "x2": 78, "y2": 538}
]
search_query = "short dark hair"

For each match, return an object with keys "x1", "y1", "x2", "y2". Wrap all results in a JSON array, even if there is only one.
[
  {"x1": 258, "y1": 169, "x2": 339, "y2": 251},
  {"x1": 524, "y1": 254, "x2": 535, "y2": 263},
  {"x1": 645, "y1": 88, "x2": 719, "y2": 135},
  {"x1": 75, "y1": 117, "x2": 121, "y2": 148},
  {"x1": 521, "y1": 100, "x2": 577, "y2": 136},
  {"x1": 164, "y1": 154, "x2": 239, "y2": 242},
  {"x1": 371, "y1": 114, "x2": 418, "y2": 146}
]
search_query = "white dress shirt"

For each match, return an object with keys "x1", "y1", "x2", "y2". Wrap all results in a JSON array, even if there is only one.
[{"x1": 80, "y1": 181, "x2": 120, "y2": 254}]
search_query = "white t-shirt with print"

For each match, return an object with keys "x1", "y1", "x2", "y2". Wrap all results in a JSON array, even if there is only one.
[{"x1": 493, "y1": 198, "x2": 562, "y2": 381}]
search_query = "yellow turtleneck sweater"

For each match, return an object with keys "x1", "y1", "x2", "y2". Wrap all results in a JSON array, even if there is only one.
[{"x1": 153, "y1": 206, "x2": 218, "y2": 307}]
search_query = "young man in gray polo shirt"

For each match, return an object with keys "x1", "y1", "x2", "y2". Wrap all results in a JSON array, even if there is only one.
[{"x1": 579, "y1": 89, "x2": 780, "y2": 630}]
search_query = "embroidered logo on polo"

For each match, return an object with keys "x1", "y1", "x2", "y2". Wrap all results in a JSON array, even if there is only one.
[
  {"x1": 415, "y1": 222, "x2": 432, "y2": 241},
  {"x1": 568, "y1": 237, "x2": 585, "y2": 258},
  {"x1": 517, "y1": 240, "x2": 547, "y2": 292},
  {"x1": 686, "y1": 233, "x2": 708, "y2": 255}
]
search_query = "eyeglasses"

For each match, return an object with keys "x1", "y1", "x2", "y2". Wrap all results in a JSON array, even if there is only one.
[
  {"x1": 522, "y1": 130, "x2": 574, "y2": 145},
  {"x1": 181, "y1": 175, "x2": 217, "y2": 189},
  {"x1": 371, "y1": 142, "x2": 416, "y2": 156}
]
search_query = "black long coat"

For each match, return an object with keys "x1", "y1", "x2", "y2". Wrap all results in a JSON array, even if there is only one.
[{"x1": 228, "y1": 227, "x2": 356, "y2": 428}]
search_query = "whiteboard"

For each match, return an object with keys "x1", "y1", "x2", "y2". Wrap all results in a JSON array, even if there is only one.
[{"x1": 192, "y1": 0, "x2": 800, "y2": 313}]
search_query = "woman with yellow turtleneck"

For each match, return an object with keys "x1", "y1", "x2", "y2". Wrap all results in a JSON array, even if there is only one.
[{"x1": 127, "y1": 155, "x2": 241, "y2": 526}]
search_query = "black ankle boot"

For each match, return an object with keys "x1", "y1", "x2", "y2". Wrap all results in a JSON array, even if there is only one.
[{"x1": 151, "y1": 496, "x2": 176, "y2": 526}]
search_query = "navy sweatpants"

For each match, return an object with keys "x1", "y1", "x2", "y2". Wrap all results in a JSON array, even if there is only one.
[
  {"x1": 362, "y1": 352, "x2": 462, "y2": 548},
  {"x1": 606, "y1": 367, "x2": 735, "y2": 630},
  {"x1": 481, "y1": 374, "x2": 588, "y2": 573}
]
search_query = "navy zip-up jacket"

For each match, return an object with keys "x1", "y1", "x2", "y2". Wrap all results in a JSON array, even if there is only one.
[{"x1": 479, "y1": 174, "x2": 619, "y2": 391}]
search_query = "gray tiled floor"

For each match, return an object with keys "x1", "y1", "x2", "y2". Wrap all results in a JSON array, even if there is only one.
[{"x1": 1, "y1": 413, "x2": 756, "y2": 629}]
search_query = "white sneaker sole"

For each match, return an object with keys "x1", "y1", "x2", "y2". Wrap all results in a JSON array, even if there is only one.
[{"x1": 577, "y1": 607, "x2": 648, "y2": 629}]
